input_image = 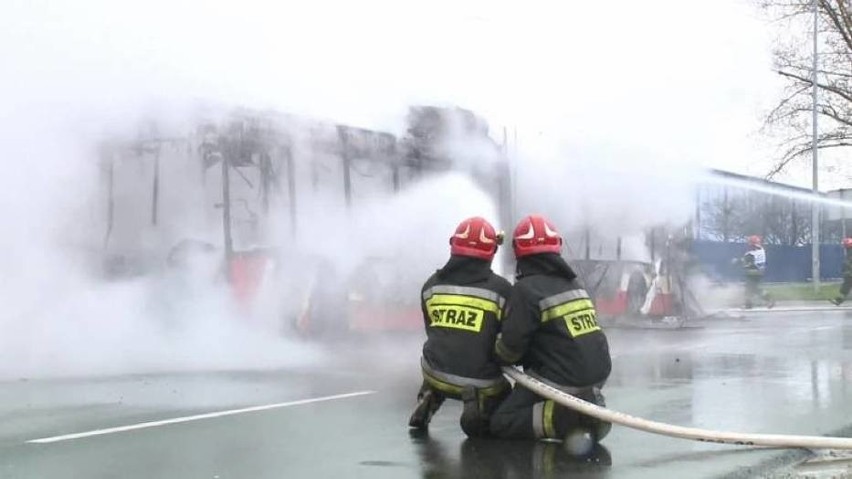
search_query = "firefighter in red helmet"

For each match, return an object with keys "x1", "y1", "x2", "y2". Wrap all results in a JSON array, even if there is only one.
[
  {"x1": 490, "y1": 215, "x2": 612, "y2": 450},
  {"x1": 737, "y1": 235, "x2": 774, "y2": 309},
  {"x1": 409, "y1": 216, "x2": 513, "y2": 437},
  {"x1": 831, "y1": 238, "x2": 852, "y2": 305}
]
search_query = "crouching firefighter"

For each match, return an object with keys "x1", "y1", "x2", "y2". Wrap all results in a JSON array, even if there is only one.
[
  {"x1": 491, "y1": 215, "x2": 612, "y2": 449},
  {"x1": 409, "y1": 217, "x2": 513, "y2": 437}
]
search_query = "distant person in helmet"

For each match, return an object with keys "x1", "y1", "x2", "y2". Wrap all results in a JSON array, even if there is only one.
[
  {"x1": 490, "y1": 215, "x2": 612, "y2": 450},
  {"x1": 738, "y1": 235, "x2": 774, "y2": 309},
  {"x1": 831, "y1": 238, "x2": 852, "y2": 305},
  {"x1": 408, "y1": 217, "x2": 513, "y2": 437}
]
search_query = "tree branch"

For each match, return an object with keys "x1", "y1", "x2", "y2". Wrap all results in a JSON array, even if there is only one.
[
  {"x1": 818, "y1": 104, "x2": 852, "y2": 127},
  {"x1": 760, "y1": 0, "x2": 852, "y2": 178},
  {"x1": 764, "y1": 84, "x2": 812, "y2": 127},
  {"x1": 777, "y1": 69, "x2": 852, "y2": 103},
  {"x1": 816, "y1": 67, "x2": 852, "y2": 78},
  {"x1": 829, "y1": 0, "x2": 852, "y2": 52},
  {"x1": 767, "y1": 138, "x2": 852, "y2": 179}
]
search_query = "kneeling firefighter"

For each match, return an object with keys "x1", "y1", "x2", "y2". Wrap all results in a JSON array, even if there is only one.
[
  {"x1": 491, "y1": 215, "x2": 612, "y2": 448},
  {"x1": 409, "y1": 216, "x2": 513, "y2": 437}
]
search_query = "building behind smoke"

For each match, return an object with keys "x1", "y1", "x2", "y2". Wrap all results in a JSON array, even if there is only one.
[
  {"x1": 102, "y1": 105, "x2": 852, "y2": 285},
  {"x1": 97, "y1": 105, "x2": 510, "y2": 278}
]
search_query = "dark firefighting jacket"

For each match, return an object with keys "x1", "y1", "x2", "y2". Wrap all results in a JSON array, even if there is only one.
[
  {"x1": 421, "y1": 256, "x2": 513, "y2": 392},
  {"x1": 495, "y1": 254, "x2": 611, "y2": 388}
]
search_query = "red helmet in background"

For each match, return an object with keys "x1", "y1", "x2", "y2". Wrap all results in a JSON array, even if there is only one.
[
  {"x1": 748, "y1": 235, "x2": 762, "y2": 247},
  {"x1": 512, "y1": 215, "x2": 563, "y2": 258},
  {"x1": 843, "y1": 238, "x2": 852, "y2": 249},
  {"x1": 450, "y1": 217, "x2": 502, "y2": 260}
]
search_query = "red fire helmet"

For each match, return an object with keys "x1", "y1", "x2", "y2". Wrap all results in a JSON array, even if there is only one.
[
  {"x1": 512, "y1": 215, "x2": 563, "y2": 258},
  {"x1": 449, "y1": 217, "x2": 501, "y2": 260}
]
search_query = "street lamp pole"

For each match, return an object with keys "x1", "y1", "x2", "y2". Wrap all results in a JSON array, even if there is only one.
[{"x1": 811, "y1": 0, "x2": 821, "y2": 291}]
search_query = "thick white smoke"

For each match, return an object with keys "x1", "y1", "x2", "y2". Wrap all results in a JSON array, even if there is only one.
[
  {"x1": 510, "y1": 139, "x2": 701, "y2": 262},
  {"x1": 0, "y1": 0, "x2": 778, "y2": 378}
]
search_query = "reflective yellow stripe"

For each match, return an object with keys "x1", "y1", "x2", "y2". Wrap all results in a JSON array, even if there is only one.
[
  {"x1": 543, "y1": 443, "x2": 556, "y2": 475},
  {"x1": 541, "y1": 299, "x2": 594, "y2": 322},
  {"x1": 495, "y1": 338, "x2": 523, "y2": 363},
  {"x1": 427, "y1": 305, "x2": 484, "y2": 332},
  {"x1": 423, "y1": 285, "x2": 505, "y2": 308},
  {"x1": 563, "y1": 310, "x2": 601, "y2": 337},
  {"x1": 425, "y1": 294, "x2": 501, "y2": 333},
  {"x1": 479, "y1": 383, "x2": 510, "y2": 397},
  {"x1": 539, "y1": 289, "x2": 590, "y2": 310},
  {"x1": 421, "y1": 357, "x2": 507, "y2": 389},
  {"x1": 543, "y1": 400, "x2": 555, "y2": 438},
  {"x1": 425, "y1": 294, "x2": 501, "y2": 317},
  {"x1": 423, "y1": 373, "x2": 464, "y2": 396},
  {"x1": 423, "y1": 370, "x2": 508, "y2": 397}
]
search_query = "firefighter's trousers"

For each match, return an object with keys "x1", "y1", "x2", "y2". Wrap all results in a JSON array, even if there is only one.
[
  {"x1": 415, "y1": 357, "x2": 510, "y2": 437},
  {"x1": 490, "y1": 383, "x2": 610, "y2": 442},
  {"x1": 744, "y1": 273, "x2": 771, "y2": 308},
  {"x1": 841, "y1": 276, "x2": 852, "y2": 297}
]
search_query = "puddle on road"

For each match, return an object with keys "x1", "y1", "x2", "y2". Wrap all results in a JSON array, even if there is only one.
[{"x1": 767, "y1": 450, "x2": 852, "y2": 478}]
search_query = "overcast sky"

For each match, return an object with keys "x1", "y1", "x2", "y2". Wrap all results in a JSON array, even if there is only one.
[{"x1": 2, "y1": 0, "x2": 842, "y2": 190}]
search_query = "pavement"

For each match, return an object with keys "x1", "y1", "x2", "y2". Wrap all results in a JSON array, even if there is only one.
[
  {"x1": 3, "y1": 310, "x2": 852, "y2": 478},
  {"x1": 709, "y1": 300, "x2": 852, "y2": 316}
]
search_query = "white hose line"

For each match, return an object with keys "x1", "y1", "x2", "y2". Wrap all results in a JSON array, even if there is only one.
[{"x1": 502, "y1": 367, "x2": 852, "y2": 450}]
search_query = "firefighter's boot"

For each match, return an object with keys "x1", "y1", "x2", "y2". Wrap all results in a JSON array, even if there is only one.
[
  {"x1": 763, "y1": 292, "x2": 776, "y2": 309},
  {"x1": 460, "y1": 386, "x2": 489, "y2": 437},
  {"x1": 563, "y1": 427, "x2": 595, "y2": 456},
  {"x1": 409, "y1": 387, "x2": 443, "y2": 430}
]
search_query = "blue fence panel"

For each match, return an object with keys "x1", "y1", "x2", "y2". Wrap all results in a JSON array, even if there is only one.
[
  {"x1": 690, "y1": 241, "x2": 843, "y2": 282},
  {"x1": 820, "y1": 244, "x2": 845, "y2": 280}
]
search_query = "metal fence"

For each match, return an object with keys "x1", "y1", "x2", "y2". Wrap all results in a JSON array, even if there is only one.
[{"x1": 690, "y1": 240, "x2": 844, "y2": 282}]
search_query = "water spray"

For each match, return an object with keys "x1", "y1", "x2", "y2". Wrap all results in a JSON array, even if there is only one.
[{"x1": 703, "y1": 174, "x2": 852, "y2": 212}]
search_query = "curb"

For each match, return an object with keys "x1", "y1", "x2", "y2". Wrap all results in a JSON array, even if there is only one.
[{"x1": 712, "y1": 306, "x2": 852, "y2": 314}]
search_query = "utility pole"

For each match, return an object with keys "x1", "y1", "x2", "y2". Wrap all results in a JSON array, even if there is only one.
[
  {"x1": 285, "y1": 146, "x2": 298, "y2": 237},
  {"x1": 338, "y1": 126, "x2": 352, "y2": 209},
  {"x1": 151, "y1": 145, "x2": 160, "y2": 226},
  {"x1": 222, "y1": 150, "x2": 234, "y2": 276},
  {"x1": 512, "y1": 127, "x2": 518, "y2": 226},
  {"x1": 812, "y1": 0, "x2": 821, "y2": 291},
  {"x1": 103, "y1": 148, "x2": 115, "y2": 249}
]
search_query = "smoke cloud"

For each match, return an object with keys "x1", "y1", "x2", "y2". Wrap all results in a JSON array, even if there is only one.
[{"x1": 0, "y1": 0, "x2": 778, "y2": 378}]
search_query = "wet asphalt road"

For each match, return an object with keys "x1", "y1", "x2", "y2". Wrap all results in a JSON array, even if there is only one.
[{"x1": 3, "y1": 310, "x2": 852, "y2": 478}]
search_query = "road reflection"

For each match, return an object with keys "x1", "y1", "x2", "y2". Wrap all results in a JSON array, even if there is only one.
[{"x1": 409, "y1": 430, "x2": 612, "y2": 479}]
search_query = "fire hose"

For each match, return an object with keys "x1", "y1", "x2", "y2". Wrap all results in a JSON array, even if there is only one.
[{"x1": 502, "y1": 366, "x2": 852, "y2": 449}]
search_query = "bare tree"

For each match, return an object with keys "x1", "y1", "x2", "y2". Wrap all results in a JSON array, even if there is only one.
[
  {"x1": 759, "y1": 0, "x2": 852, "y2": 180},
  {"x1": 701, "y1": 189, "x2": 811, "y2": 245}
]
